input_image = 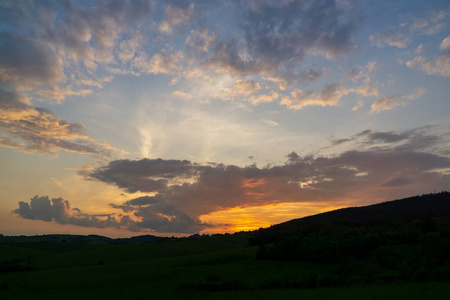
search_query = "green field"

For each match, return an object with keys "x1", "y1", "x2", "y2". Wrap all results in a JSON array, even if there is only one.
[{"x1": 1, "y1": 233, "x2": 449, "y2": 299}]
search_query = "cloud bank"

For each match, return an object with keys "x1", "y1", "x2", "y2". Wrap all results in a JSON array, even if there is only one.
[
  {"x1": 14, "y1": 126, "x2": 450, "y2": 234},
  {"x1": 82, "y1": 126, "x2": 450, "y2": 219}
]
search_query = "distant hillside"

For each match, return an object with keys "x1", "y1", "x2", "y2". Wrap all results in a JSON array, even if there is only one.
[
  {"x1": 271, "y1": 192, "x2": 450, "y2": 231},
  {"x1": 2, "y1": 192, "x2": 449, "y2": 244},
  {"x1": 0, "y1": 233, "x2": 167, "y2": 244},
  {"x1": 249, "y1": 192, "x2": 450, "y2": 247},
  {"x1": 250, "y1": 192, "x2": 450, "y2": 285}
]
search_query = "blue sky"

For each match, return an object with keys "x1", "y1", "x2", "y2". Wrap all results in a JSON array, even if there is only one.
[{"x1": 1, "y1": 0, "x2": 449, "y2": 236}]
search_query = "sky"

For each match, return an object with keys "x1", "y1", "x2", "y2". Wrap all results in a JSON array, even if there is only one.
[{"x1": 1, "y1": 0, "x2": 449, "y2": 237}]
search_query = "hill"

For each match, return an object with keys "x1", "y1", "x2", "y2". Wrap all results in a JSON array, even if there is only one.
[
  {"x1": 248, "y1": 192, "x2": 450, "y2": 286},
  {"x1": 0, "y1": 233, "x2": 167, "y2": 245},
  {"x1": 273, "y1": 192, "x2": 450, "y2": 230},
  {"x1": 249, "y1": 192, "x2": 450, "y2": 244}
]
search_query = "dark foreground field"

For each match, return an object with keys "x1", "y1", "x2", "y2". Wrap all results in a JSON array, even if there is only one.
[
  {"x1": 2, "y1": 193, "x2": 450, "y2": 299},
  {"x1": 1, "y1": 234, "x2": 450, "y2": 300}
]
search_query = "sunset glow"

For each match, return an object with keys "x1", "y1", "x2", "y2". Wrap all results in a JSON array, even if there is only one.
[
  {"x1": 1, "y1": 0, "x2": 449, "y2": 237},
  {"x1": 199, "y1": 201, "x2": 349, "y2": 234}
]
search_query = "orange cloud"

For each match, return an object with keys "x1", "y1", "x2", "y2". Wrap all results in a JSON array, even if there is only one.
[{"x1": 0, "y1": 90, "x2": 118, "y2": 156}]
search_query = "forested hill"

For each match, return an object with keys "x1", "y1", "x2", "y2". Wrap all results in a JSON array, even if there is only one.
[
  {"x1": 250, "y1": 192, "x2": 450, "y2": 285},
  {"x1": 270, "y1": 192, "x2": 450, "y2": 231}
]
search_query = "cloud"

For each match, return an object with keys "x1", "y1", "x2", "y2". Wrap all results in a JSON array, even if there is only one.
[
  {"x1": 118, "y1": 32, "x2": 143, "y2": 61},
  {"x1": 0, "y1": 0, "x2": 154, "y2": 101},
  {"x1": 348, "y1": 61, "x2": 379, "y2": 97},
  {"x1": 80, "y1": 128, "x2": 450, "y2": 231},
  {"x1": 370, "y1": 88, "x2": 425, "y2": 112},
  {"x1": 249, "y1": 91, "x2": 279, "y2": 105},
  {"x1": 216, "y1": 80, "x2": 273, "y2": 103},
  {"x1": 369, "y1": 30, "x2": 410, "y2": 48},
  {"x1": 0, "y1": 0, "x2": 367, "y2": 112},
  {"x1": 352, "y1": 100, "x2": 364, "y2": 111},
  {"x1": 13, "y1": 195, "x2": 122, "y2": 229},
  {"x1": 358, "y1": 129, "x2": 416, "y2": 144},
  {"x1": 280, "y1": 84, "x2": 352, "y2": 110},
  {"x1": 130, "y1": 201, "x2": 208, "y2": 233},
  {"x1": 158, "y1": 2, "x2": 196, "y2": 34},
  {"x1": 132, "y1": 49, "x2": 184, "y2": 75},
  {"x1": 0, "y1": 90, "x2": 116, "y2": 156},
  {"x1": 369, "y1": 10, "x2": 448, "y2": 49},
  {"x1": 15, "y1": 127, "x2": 449, "y2": 234},
  {"x1": 199, "y1": 0, "x2": 360, "y2": 84},
  {"x1": 0, "y1": 32, "x2": 66, "y2": 93},
  {"x1": 440, "y1": 36, "x2": 450, "y2": 52},
  {"x1": 331, "y1": 126, "x2": 445, "y2": 154},
  {"x1": 406, "y1": 37, "x2": 450, "y2": 76},
  {"x1": 347, "y1": 61, "x2": 377, "y2": 81},
  {"x1": 0, "y1": 1, "x2": 148, "y2": 156},
  {"x1": 406, "y1": 56, "x2": 450, "y2": 77},
  {"x1": 381, "y1": 176, "x2": 411, "y2": 188},
  {"x1": 110, "y1": 195, "x2": 162, "y2": 212},
  {"x1": 410, "y1": 10, "x2": 448, "y2": 35},
  {"x1": 242, "y1": 0, "x2": 360, "y2": 59},
  {"x1": 280, "y1": 61, "x2": 379, "y2": 110},
  {"x1": 85, "y1": 158, "x2": 198, "y2": 193},
  {"x1": 232, "y1": 80, "x2": 262, "y2": 96},
  {"x1": 14, "y1": 194, "x2": 208, "y2": 234},
  {"x1": 172, "y1": 90, "x2": 193, "y2": 99},
  {"x1": 185, "y1": 28, "x2": 217, "y2": 57},
  {"x1": 126, "y1": 196, "x2": 161, "y2": 206},
  {"x1": 302, "y1": 69, "x2": 325, "y2": 83},
  {"x1": 206, "y1": 42, "x2": 262, "y2": 77}
]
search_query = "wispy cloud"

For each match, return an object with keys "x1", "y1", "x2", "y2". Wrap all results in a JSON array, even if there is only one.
[
  {"x1": 369, "y1": 9, "x2": 449, "y2": 48},
  {"x1": 370, "y1": 88, "x2": 425, "y2": 112},
  {"x1": 370, "y1": 30, "x2": 410, "y2": 48},
  {"x1": 406, "y1": 54, "x2": 450, "y2": 77},
  {"x1": 0, "y1": 90, "x2": 117, "y2": 156}
]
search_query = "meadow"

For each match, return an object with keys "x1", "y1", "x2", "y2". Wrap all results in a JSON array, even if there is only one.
[{"x1": 1, "y1": 233, "x2": 449, "y2": 300}]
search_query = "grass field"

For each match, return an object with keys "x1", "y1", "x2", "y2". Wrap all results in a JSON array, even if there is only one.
[{"x1": 1, "y1": 234, "x2": 449, "y2": 299}]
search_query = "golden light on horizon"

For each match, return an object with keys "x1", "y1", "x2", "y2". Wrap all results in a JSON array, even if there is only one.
[{"x1": 199, "y1": 201, "x2": 349, "y2": 234}]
